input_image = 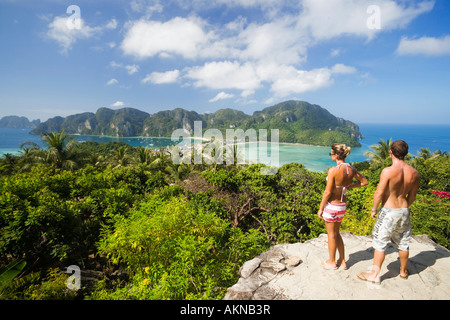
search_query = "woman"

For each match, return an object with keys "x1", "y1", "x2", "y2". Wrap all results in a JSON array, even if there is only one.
[{"x1": 318, "y1": 143, "x2": 368, "y2": 270}]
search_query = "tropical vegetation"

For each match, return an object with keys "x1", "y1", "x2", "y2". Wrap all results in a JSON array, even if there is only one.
[{"x1": 0, "y1": 132, "x2": 448, "y2": 300}]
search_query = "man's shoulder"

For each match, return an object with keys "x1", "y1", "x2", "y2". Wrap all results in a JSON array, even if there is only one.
[
  {"x1": 407, "y1": 164, "x2": 420, "y2": 179},
  {"x1": 381, "y1": 165, "x2": 395, "y2": 175},
  {"x1": 403, "y1": 162, "x2": 419, "y2": 176},
  {"x1": 382, "y1": 162, "x2": 419, "y2": 179}
]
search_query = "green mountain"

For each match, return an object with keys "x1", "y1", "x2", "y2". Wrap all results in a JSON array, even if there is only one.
[
  {"x1": 247, "y1": 100, "x2": 362, "y2": 146},
  {"x1": 0, "y1": 116, "x2": 40, "y2": 128},
  {"x1": 30, "y1": 100, "x2": 362, "y2": 147}
]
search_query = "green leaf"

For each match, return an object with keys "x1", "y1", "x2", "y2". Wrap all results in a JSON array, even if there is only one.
[{"x1": 0, "y1": 259, "x2": 27, "y2": 286}]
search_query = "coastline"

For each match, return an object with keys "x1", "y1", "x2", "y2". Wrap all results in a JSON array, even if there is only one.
[
  {"x1": 70, "y1": 133, "x2": 209, "y2": 142},
  {"x1": 70, "y1": 133, "x2": 344, "y2": 148},
  {"x1": 69, "y1": 132, "x2": 336, "y2": 148}
]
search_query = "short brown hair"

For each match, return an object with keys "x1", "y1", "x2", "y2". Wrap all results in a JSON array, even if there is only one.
[{"x1": 391, "y1": 140, "x2": 409, "y2": 160}]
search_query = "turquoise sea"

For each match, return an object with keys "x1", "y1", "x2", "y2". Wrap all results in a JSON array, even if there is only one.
[{"x1": 1, "y1": 123, "x2": 449, "y2": 172}]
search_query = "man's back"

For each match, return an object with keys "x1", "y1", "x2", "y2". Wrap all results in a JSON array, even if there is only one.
[{"x1": 379, "y1": 162, "x2": 419, "y2": 208}]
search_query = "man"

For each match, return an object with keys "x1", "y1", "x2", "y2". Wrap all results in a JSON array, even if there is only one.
[{"x1": 357, "y1": 140, "x2": 419, "y2": 284}]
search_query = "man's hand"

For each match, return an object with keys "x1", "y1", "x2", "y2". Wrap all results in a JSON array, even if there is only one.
[{"x1": 371, "y1": 208, "x2": 377, "y2": 219}]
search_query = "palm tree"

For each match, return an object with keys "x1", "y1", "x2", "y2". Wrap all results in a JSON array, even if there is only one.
[
  {"x1": 41, "y1": 130, "x2": 80, "y2": 170},
  {"x1": 110, "y1": 145, "x2": 132, "y2": 168},
  {"x1": 417, "y1": 148, "x2": 432, "y2": 160},
  {"x1": 135, "y1": 146, "x2": 156, "y2": 165},
  {"x1": 17, "y1": 144, "x2": 44, "y2": 171},
  {"x1": 19, "y1": 130, "x2": 82, "y2": 170},
  {"x1": 364, "y1": 138, "x2": 392, "y2": 165},
  {"x1": 0, "y1": 153, "x2": 18, "y2": 175}
]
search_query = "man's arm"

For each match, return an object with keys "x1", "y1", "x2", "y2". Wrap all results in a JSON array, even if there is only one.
[
  {"x1": 371, "y1": 168, "x2": 389, "y2": 218},
  {"x1": 407, "y1": 172, "x2": 420, "y2": 207}
]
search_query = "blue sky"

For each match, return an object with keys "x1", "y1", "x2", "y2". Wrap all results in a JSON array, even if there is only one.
[{"x1": 0, "y1": 0, "x2": 449, "y2": 124}]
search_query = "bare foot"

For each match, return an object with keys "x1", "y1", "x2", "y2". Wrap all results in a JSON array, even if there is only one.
[
  {"x1": 337, "y1": 260, "x2": 347, "y2": 270},
  {"x1": 400, "y1": 270, "x2": 409, "y2": 279},
  {"x1": 357, "y1": 271, "x2": 380, "y2": 283},
  {"x1": 321, "y1": 260, "x2": 337, "y2": 270}
]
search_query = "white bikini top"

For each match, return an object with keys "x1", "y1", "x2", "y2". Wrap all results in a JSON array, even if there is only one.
[{"x1": 326, "y1": 162, "x2": 353, "y2": 202}]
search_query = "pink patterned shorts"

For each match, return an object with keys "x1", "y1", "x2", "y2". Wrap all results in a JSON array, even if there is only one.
[{"x1": 323, "y1": 202, "x2": 346, "y2": 223}]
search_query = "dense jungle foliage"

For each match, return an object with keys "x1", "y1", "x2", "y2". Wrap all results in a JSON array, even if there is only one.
[{"x1": 0, "y1": 133, "x2": 448, "y2": 300}]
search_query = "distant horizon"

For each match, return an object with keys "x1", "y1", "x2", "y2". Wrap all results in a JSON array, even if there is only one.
[
  {"x1": 1, "y1": 99, "x2": 450, "y2": 126},
  {"x1": 2, "y1": 109, "x2": 450, "y2": 126}
]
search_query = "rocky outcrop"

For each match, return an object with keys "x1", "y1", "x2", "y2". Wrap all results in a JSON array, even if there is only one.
[{"x1": 224, "y1": 232, "x2": 450, "y2": 300}]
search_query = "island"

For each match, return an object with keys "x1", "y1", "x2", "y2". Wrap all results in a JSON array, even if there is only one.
[{"x1": 29, "y1": 100, "x2": 362, "y2": 147}]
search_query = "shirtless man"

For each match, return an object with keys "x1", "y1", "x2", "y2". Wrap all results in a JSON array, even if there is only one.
[{"x1": 357, "y1": 140, "x2": 419, "y2": 283}]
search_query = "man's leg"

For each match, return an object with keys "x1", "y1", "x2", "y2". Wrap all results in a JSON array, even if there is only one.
[
  {"x1": 373, "y1": 249, "x2": 385, "y2": 275},
  {"x1": 357, "y1": 249, "x2": 384, "y2": 282},
  {"x1": 399, "y1": 250, "x2": 409, "y2": 277}
]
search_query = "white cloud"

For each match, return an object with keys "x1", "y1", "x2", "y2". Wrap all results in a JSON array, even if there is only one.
[
  {"x1": 209, "y1": 91, "x2": 235, "y2": 102},
  {"x1": 183, "y1": 60, "x2": 356, "y2": 98},
  {"x1": 106, "y1": 78, "x2": 119, "y2": 85},
  {"x1": 270, "y1": 64, "x2": 356, "y2": 97},
  {"x1": 142, "y1": 70, "x2": 180, "y2": 84},
  {"x1": 119, "y1": 0, "x2": 434, "y2": 99},
  {"x1": 105, "y1": 18, "x2": 118, "y2": 30},
  {"x1": 396, "y1": 35, "x2": 450, "y2": 56},
  {"x1": 331, "y1": 63, "x2": 357, "y2": 74},
  {"x1": 185, "y1": 61, "x2": 261, "y2": 92},
  {"x1": 46, "y1": 16, "x2": 118, "y2": 54},
  {"x1": 270, "y1": 67, "x2": 333, "y2": 97},
  {"x1": 297, "y1": 0, "x2": 435, "y2": 41},
  {"x1": 110, "y1": 61, "x2": 140, "y2": 75},
  {"x1": 330, "y1": 48, "x2": 341, "y2": 58},
  {"x1": 46, "y1": 16, "x2": 98, "y2": 54},
  {"x1": 110, "y1": 61, "x2": 123, "y2": 68},
  {"x1": 130, "y1": 0, "x2": 164, "y2": 17},
  {"x1": 110, "y1": 101, "x2": 125, "y2": 107},
  {"x1": 237, "y1": 17, "x2": 308, "y2": 65},
  {"x1": 125, "y1": 64, "x2": 140, "y2": 75},
  {"x1": 121, "y1": 17, "x2": 211, "y2": 59}
]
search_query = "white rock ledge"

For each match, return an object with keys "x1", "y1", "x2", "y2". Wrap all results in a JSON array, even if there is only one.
[{"x1": 224, "y1": 232, "x2": 450, "y2": 300}]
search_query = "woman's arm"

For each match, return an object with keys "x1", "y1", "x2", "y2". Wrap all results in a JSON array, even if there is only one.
[
  {"x1": 318, "y1": 168, "x2": 335, "y2": 219},
  {"x1": 348, "y1": 170, "x2": 368, "y2": 189}
]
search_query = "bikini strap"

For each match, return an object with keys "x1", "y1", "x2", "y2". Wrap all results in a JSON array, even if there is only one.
[
  {"x1": 336, "y1": 162, "x2": 351, "y2": 201},
  {"x1": 337, "y1": 162, "x2": 350, "y2": 174}
]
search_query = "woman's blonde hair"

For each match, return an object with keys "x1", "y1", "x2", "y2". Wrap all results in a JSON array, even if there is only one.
[{"x1": 331, "y1": 143, "x2": 351, "y2": 159}]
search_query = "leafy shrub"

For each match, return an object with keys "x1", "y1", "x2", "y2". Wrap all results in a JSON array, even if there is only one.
[
  {"x1": 96, "y1": 194, "x2": 267, "y2": 299},
  {"x1": 410, "y1": 192, "x2": 450, "y2": 248}
]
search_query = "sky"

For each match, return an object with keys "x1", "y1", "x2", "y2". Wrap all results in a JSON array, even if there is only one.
[{"x1": 0, "y1": 0, "x2": 449, "y2": 124}]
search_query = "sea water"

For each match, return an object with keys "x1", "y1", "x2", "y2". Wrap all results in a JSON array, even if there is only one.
[{"x1": 1, "y1": 123, "x2": 449, "y2": 172}]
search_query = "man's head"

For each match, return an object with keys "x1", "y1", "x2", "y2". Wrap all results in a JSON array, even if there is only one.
[{"x1": 390, "y1": 140, "x2": 409, "y2": 160}]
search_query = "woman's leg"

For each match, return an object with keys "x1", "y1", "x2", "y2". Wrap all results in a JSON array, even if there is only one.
[
  {"x1": 335, "y1": 222, "x2": 347, "y2": 269},
  {"x1": 325, "y1": 221, "x2": 338, "y2": 267}
]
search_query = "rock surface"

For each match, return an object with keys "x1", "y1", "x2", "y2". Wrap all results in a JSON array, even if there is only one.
[{"x1": 224, "y1": 232, "x2": 450, "y2": 300}]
